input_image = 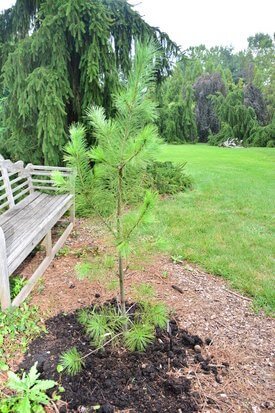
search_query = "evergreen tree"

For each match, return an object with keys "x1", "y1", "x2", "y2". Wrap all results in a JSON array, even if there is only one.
[
  {"x1": 210, "y1": 82, "x2": 258, "y2": 144},
  {"x1": 0, "y1": 0, "x2": 178, "y2": 165},
  {"x1": 248, "y1": 33, "x2": 275, "y2": 119},
  {"x1": 158, "y1": 62, "x2": 197, "y2": 143}
]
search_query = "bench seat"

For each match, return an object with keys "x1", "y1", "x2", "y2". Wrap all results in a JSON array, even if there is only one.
[{"x1": 0, "y1": 192, "x2": 73, "y2": 275}]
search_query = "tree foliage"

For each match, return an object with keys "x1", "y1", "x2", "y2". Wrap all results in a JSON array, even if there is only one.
[
  {"x1": 54, "y1": 44, "x2": 170, "y2": 366},
  {"x1": 0, "y1": 0, "x2": 178, "y2": 164},
  {"x1": 209, "y1": 82, "x2": 258, "y2": 145},
  {"x1": 56, "y1": 41, "x2": 161, "y2": 314},
  {"x1": 248, "y1": 34, "x2": 275, "y2": 118},
  {"x1": 158, "y1": 62, "x2": 197, "y2": 143},
  {"x1": 243, "y1": 83, "x2": 268, "y2": 125},
  {"x1": 157, "y1": 33, "x2": 274, "y2": 146},
  {"x1": 193, "y1": 72, "x2": 226, "y2": 141}
]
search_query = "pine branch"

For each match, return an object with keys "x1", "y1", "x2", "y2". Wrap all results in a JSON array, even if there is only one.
[
  {"x1": 81, "y1": 332, "x2": 124, "y2": 360},
  {"x1": 124, "y1": 201, "x2": 151, "y2": 241}
]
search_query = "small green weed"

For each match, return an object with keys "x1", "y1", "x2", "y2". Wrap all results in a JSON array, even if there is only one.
[
  {"x1": 9, "y1": 275, "x2": 27, "y2": 300},
  {"x1": 36, "y1": 278, "x2": 45, "y2": 294},
  {"x1": 171, "y1": 255, "x2": 184, "y2": 264},
  {"x1": 133, "y1": 283, "x2": 155, "y2": 302},
  {"x1": 57, "y1": 245, "x2": 98, "y2": 259},
  {"x1": 105, "y1": 278, "x2": 119, "y2": 291},
  {"x1": 0, "y1": 304, "x2": 45, "y2": 368},
  {"x1": 75, "y1": 254, "x2": 115, "y2": 281},
  {"x1": 56, "y1": 246, "x2": 70, "y2": 257},
  {"x1": 161, "y1": 271, "x2": 169, "y2": 278},
  {"x1": 75, "y1": 262, "x2": 93, "y2": 280}
]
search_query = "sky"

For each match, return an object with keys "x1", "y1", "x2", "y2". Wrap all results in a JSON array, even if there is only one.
[{"x1": 1, "y1": 0, "x2": 274, "y2": 51}]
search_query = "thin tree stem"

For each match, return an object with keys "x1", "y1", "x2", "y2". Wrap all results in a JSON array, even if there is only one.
[{"x1": 117, "y1": 166, "x2": 126, "y2": 316}]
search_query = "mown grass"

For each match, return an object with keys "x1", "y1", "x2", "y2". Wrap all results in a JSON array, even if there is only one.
[{"x1": 138, "y1": 144, "x2": 275, "y2": 315}]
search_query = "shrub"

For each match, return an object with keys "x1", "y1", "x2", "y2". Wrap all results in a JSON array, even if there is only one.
[
  {"x1": 248, "y1": 119, "x2": 275, "y2": 147},
  {"x1": 146, "y1": 161, "x2": 192, "y2": 195},
  {"x1": 56, "y1": 43, "x2": 171, "y2": 374},
  {"x1": 208, "y1": 122, "x2": 233, "y2": 146},
  {"x1": 55, "y1": 42, "x2": 166, "y2": 316}
]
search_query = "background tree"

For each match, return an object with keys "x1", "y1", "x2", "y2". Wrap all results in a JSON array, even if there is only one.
[
  {"x1": 157, "y1": 34, "x2": 274, "y2": 147},
  {"x1": 209, "y1": 82, "x2": 259, "y2": 145},
  {"x1": 193, "y1": 72, "x2": 226, "y2": 141},
  {"x1": 158, "y1": 62, "x2": 197, "y2": 143},
  {"x1": 247, "y1": 33, "x2": 274, "y2": 52},
  {"x1": 247, "y1": 33, "x2": 275, "y2": 118},
  {"x1": 243, "y1": 83, "x2": 268, "y2": 125},
  {"x1": 0, "y1": 0, "x2": 178, "y2": 165}
]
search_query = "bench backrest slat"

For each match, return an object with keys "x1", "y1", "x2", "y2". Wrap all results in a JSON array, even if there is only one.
[
  {"x1": 0, "y1": 156, "x2": 75, "y2": 215},
  {"x1": 0, "y1": 166, "x2": 14, "y2": 209},
  {"x1": 0, "y1": 156, "x2": 31, "y2": 212}
]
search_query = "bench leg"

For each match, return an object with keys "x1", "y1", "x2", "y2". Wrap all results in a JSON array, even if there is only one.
[
  {"x1": 0, "y1": 228, "x2": 11, "y2": 310},
  {"x1": 45, "y1": 230, "x2": 52, "y2": 257},
  {"x1": 70, "y1": 202, "x2": 75, "y2": 225},
  {"x1": 12, "y1": 216, "x2": 74, "y2": 308}
]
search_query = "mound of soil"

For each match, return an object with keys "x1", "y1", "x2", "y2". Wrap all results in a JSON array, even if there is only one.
[{"x1": 20, "y1": 302, "x2": 223, "y2": 412}]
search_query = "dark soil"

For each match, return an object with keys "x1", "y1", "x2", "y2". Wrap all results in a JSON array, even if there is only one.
[{"x1": 20, "y1": 302, "x2": 223, "y2": 413}]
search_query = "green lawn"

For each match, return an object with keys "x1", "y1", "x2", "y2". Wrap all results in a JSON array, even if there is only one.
[{"x1": 141, "y1": 144, "x2": 275, "y2": 314}]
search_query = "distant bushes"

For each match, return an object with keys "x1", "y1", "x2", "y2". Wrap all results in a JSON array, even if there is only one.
[
  {"x1": 208, "y1": 123, "x2": 234, "y2": 146},
  {"x1": 146, "y1": 161, "x2": 192, "y2": 195},
  {"x1": 248, "y1": 118, "x2": 275, "y2": 147},
  {"x1": 208, "y1": 117, "x2": 275, "y2": 147}
]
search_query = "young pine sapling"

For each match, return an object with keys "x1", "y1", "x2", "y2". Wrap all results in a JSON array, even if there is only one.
[
  {"x1": 86, "y1": 41, "x2": 161, "y2": 315},
  {"x1": 57, "y1": 42, "x2": 169, "y2": 374},
  {"x1": 56, "y1": 41, "x2": 161, "y2": 315}
]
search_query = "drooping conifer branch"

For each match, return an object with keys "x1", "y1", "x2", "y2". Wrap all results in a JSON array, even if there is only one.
[{"x1": 0, "y1": 0, "x2": 179, "y2": 165}]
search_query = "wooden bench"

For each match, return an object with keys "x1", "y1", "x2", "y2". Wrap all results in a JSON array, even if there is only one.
[{"x1": 0, "y1": 155, "x2": 75, "y2": 310}]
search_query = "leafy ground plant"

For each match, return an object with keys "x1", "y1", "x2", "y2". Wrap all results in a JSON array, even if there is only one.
[
  {"x1": 0, "y1": 362, "x2": 58, "y2": 413},
  {"x1": 0, "y1": 304, "x2": 45, "y2": 370},
  {"x1": 9, "y1": 275, "x2": 27, "y2": 300}
]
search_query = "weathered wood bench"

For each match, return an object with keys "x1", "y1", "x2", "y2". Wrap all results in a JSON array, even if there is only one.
[{"x1": 0, "y1": 155, "x2": 75, "y2": 310}]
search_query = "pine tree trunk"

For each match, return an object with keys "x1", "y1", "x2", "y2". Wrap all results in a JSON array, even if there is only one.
[{"x1": 117, "y1": 166, "x2": 126, "y2": 316}]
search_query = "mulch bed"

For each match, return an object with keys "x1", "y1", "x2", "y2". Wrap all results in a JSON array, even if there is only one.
[
  {"x1": 20, "y1": 302, "x2": 226, "y2": 413},
  {"x1": 8, "y1": 218, "x2": 274, "y2": 412}
]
